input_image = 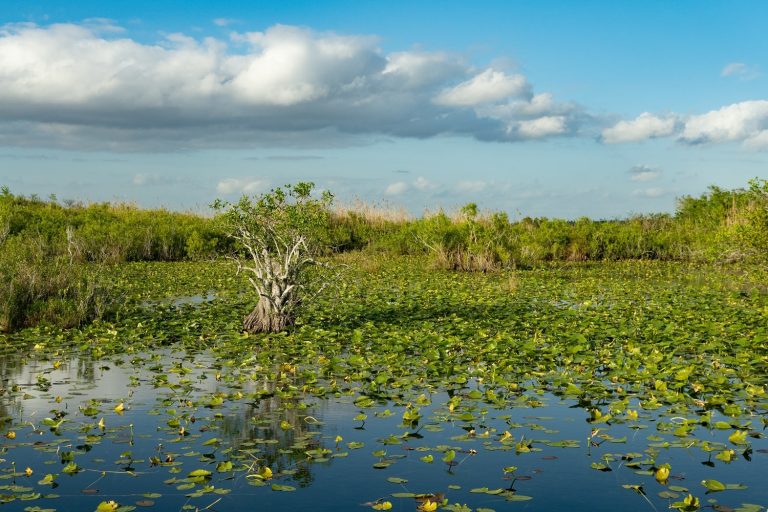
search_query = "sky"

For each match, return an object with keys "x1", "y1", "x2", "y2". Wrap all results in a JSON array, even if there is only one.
[{"x1": 1, "y1": 0, "x2": 766, "y2": 218}]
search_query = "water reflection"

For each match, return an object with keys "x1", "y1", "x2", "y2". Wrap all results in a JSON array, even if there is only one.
[{"x1": 0, "y1": 349, "x2": 764, "y2": 512}]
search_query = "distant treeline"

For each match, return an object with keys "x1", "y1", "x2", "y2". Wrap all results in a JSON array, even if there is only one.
[
  {"x1": 2, "y1": 179, "x2": 767, "y2": 266},
  {"x1": 332, "y1": 179, "x2": 768, "y2": 269},
  {"x1": 1, "y1": 180, "x2": 766, "y2": 331}
]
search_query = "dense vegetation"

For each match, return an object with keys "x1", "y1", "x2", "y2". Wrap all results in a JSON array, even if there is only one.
[
  {"x1": 0, "y1": 256, "x2": 765, "y2": 511},
  {"x1": 1, "y1": 179, "x2": 766, "y2": 330},
  {"x1": 0, "y1": 178, "x2": 766, "y2": 510}
]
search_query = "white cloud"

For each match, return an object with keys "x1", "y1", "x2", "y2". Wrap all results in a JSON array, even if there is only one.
[
  {"x1": 679, "y1": 100, "x2": 768, "y2": 146},
  {"x1": 133, "y1": 173, "x2": 152, "y2": 186},
  {"x1": 631, "y1": 187, "x2": 667, "y2": 198},
  {"x1": 213, "y1": 18, "x2": 237, "y2": 27},
  {"x1": 413, "y1": 176, "x2": 437, "y2": 191},
  {"x1": 383, "y1": 51, "x2": 465, "y2": 89},
  {"x1": 722, "y1": 62, "x2": 747, "y2": 77},
  {"x1": 517, "y1": 115, "x2": 567, "y2": 138},
  {"x1": 602, "y1": 100, "x2": 768, "y2": 149},
  {"x1": 434, "y1": 69, "x2": 529, "y2": 107},
  {"x1": 133, "y1": 173, "x2": 187, "y2": 186},
  {"x1": 602, "y1": 113, "x2": 678, "y2": 143},
  {"x1": 475, "y1": 93, "x2": 583, "y2": 139},
  {"x1": 628, "y1": 165, "x2": 661, "y2": 182},
  {"x1": 721, "y1": 62, "x2": 759, "y2": 80},
  {"x1": 385, "y1": 181, "x2": 408, "y2": 196},
  {"x1": 0, "y1": 22, "x2": 580, "y2": 150},
  {"x1": 216, "y1": 178, "x2": 267, "y2": 194},
  {"x1": 744, "y1": 129, "x2": 768, "y2": 149},
  {"x1": 455, "y1": 180, "x2": 487, "y2": 193}
]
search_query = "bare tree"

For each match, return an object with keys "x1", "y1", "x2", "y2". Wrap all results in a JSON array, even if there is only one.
[{"x1": 213, "y1": 183, "x2": 333, "y2": 333}]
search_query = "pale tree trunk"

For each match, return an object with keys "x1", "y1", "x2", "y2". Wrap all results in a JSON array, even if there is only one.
[
  {"x1": 242, "y1": 268, "x2": 301, "y2": 334},
  {"x1": 243, "y1": 295, "x2": 293, "y2": 333}
]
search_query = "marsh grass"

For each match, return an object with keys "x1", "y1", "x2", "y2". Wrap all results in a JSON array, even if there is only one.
[{"x1": 0, "y1": 233, "x2": 114, "y2": 332}]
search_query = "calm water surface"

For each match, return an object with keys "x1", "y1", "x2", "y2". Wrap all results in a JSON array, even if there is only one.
[{"x1": 0, "y1": 349, "x2": 765, "y2": 512}]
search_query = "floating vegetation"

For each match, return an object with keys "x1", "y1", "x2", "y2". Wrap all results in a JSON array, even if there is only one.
[{"x1": 0, "y1": 255, "x2": 766, "y2": 511}]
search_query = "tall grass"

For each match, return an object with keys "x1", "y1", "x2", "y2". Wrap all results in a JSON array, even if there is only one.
[
  {"x1": 0, "y1": 233, "x2": 113, "y2": 332},
  {"x1": 0, "y1": 188, "x2": 226, "y2": 263}
]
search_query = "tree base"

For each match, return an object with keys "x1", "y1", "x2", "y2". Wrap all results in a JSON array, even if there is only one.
[{"x1": 243, "y1": 296, "x2": 294, "y2": 333}]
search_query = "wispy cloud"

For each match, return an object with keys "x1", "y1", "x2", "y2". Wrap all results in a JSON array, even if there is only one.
[
  {"x1": 133, "y1": 173, "x2": 188, "y2": 186},
  {"x1": 384, "y1": 181, "x2": 408, "y2": 196},
  {"x1": 213, "y1": 18, "x2": 238, "y2": 27},
  {"x1": 628, "y1": 165, "x2": 661, "y2": 182},
  {"x1": 412, "y1": 176, "x2": 437, "y2": 191},
  {"x1": 455, "y1": 180, "x2": 487, "y2": 193},
  {"x1": 631, "y1": 187, "x2": 667, "y2": 198},
  {"x1": 721, "y1": 62, "x2": 760, "y2": 80},
  {"x1": 216, "y1": 178, "x2": 268, "y2": 194},
  {"x1": 265, "y1": 155, "x2": 325, "y2": 161}
]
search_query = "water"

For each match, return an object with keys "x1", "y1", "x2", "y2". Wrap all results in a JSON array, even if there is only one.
[{"x1": 0, "y1": 349, "x2": 766, "y2": 512}]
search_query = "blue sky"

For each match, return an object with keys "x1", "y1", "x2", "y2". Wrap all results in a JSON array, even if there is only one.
[{"x1": 1, "y1": 1, "x2": 766, "y2": 218}]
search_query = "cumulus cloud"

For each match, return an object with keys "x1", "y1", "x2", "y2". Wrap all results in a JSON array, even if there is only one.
[
  {"x1": 0, "y1": 22, "x2": 585, "y2": 150},
  {"x1": 216, "y1": 178, "x2": 268, "y2": 194},
  {"x1": 602, "y1": 101, "x2": 768, "y2": 150},
  {"x1": 517, "y1": 116, "x2": 567, "y2": 138},
  {"x1": 434, "y1": 69, "x2": 529, "y2": 107},
  {"x1": 679, "y1": 100, "x2": 768, "y2": 147},
  {"x1": 385, "y1": 181, "x2": 408, "y2": 195},
  {"x1": 602, "y1": 113, "x2": 678, "y2": 143},
  {"x1": 628, "y1": 165, "x2": 661, "y2": 182},
  {"x1": 475, "y1": 93, "x2": 585, "y2": 139}
]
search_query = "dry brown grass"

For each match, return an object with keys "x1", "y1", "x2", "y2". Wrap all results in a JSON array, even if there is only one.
[{"x1": 333, "y1": 199, "x2": 411, "y2": 225}]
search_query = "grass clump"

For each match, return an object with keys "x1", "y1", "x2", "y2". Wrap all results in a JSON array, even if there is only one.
[{"x1": 0, "y1": 220, "x2": 114, "y2": 333}]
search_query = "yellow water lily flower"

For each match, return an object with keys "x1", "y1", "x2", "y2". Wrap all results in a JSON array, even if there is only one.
[
  {"x1": 334, "y1": 435, "x2": 343, "y2": 444},
  {"x1": 655, "y1": 464, "x2": 670, "y2": 484},
  {"x1": 258, "y1": 466, "x2": 273, "y2": 479},
  {"x1": 419, "y1": 499, "x2": 438, "y2": 512},
  {"x1": 372, "y1": 501, "x2": 392, "y2": 510},
  {"x1": 24, "y1": 467, "x2": 33, "y2": 477},
  {"x1": 5, "y1": 431, "x2": 16, "y2": 439},
  {"x1": 97, "y1": 417, "x2": 106, "y2": 430},
  {"x1": 626, "y1": 409, "x2": 638, "y2": 421},
  {"x1": 95, "y1": 500, "x2": 119, "y2": 512},
  {"x1": 114, "y1": 402, "x2": 125, "y2": 413}
]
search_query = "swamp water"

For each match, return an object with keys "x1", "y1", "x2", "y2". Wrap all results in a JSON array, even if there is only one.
[
  {"x1": 2, "y1": 259, "x2": 767, "y2": 511},
  {"x1": 0, "y1": 348, "x2": 765, "y2": 512}
]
